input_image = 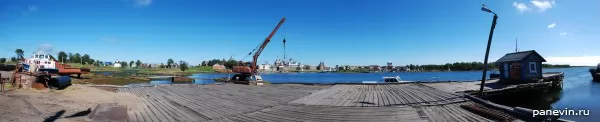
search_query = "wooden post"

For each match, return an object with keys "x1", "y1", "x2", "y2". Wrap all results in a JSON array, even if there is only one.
[
  {"x1": 171, "y1": 77, "x2": 175, "y2": 85},
  {"x1": 479, "y1": 14, "x2": 498, "y2": 98},
  {"x1": 1, "y1": 73, "x2": 3, "y2": 92}
]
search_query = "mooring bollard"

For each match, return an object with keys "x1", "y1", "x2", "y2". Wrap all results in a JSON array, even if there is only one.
[{"x1": 171, "y1": 77, "x2": 175, "y2": 86}]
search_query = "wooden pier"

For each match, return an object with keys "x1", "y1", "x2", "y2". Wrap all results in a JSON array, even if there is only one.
[{"x1": 115, "y1": 82, "x2": 569, "y2": 122}]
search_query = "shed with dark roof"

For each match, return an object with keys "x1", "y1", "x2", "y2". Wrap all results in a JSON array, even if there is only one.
[{"x1": 495, "y1": 50, "x2": 547, "y2": 83}]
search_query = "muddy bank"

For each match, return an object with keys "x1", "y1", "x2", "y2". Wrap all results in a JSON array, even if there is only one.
[{"x1": 0, "y1": 84, "x2": 141, "y2": 122}]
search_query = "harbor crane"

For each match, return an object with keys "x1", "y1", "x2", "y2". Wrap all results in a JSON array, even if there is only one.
[{"x1": 231, "y1": 17, "x2": 286, "y2": 84}]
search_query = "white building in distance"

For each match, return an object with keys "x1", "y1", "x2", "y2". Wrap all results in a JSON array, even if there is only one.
[{"x1": 114, "y1": 60, "x2": 122, "y2": 68}]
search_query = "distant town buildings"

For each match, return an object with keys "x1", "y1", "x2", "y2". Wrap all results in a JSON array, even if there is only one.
[
  {"x1": 103, "y1": 61, "x2": 113, "y2": 67},
  {"x1": 259, "y1": 62, "x2": 272, "y2": 71},
  {"x1": 274, "y1": 58, "x2": 303, "y2": 71},
  {"x1": 387, "y1": 61, "x2": 393, "y2": 71},
  {"x1": 317, "y1": 61, "x2": 326, "y2": 70},
  {"x1": 113, "y1": 60, "x2": 122, "y2": 68}
]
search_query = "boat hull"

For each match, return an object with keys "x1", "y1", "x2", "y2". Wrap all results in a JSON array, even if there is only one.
[
  {"x1": 591, "y1": 69, "x2": 600, "y2": 81},
  {"x1": 49, "y1": 76, "x2": 71, "y2": 89}
]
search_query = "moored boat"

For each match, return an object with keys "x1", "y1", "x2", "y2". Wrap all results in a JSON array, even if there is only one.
[
  {"x1": 591, "y1": 64, "x2": 600, "y2": 81},
  {"x1": 24, "y1": 51, "x2": 59, "y2": 73},
  {"x1": 362, "y1": 76, "x2": 405, "y2": 83}
]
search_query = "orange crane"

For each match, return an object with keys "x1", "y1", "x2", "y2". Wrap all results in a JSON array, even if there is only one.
[{"x1": 231, "y1": 17, "x2": 286, "y2": 84}]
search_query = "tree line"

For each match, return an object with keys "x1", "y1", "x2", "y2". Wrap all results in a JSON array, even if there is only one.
[
  {"x1": 406, "y1": 62, "x2": 497, "y2": 71},
  {"x1": 56, "y1": 51, "x2": 100, "y2": 65},
  {"x1": 0, "y1": 49, "x2": 26, "y2": 63},
  {"x1": 201, "y1": 58, "x2": 240, "y2": 69},
  {"x1": 404, "y1": 62, "x2": 570, "y2": 71}
]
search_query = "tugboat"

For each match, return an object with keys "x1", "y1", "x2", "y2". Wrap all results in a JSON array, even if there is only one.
[
  {"x1": 591, "y1": 63, "x2": 600, "y2": 81},
  {"x1": 24, "y1": 50, "x2": 59, "y2": 73}
]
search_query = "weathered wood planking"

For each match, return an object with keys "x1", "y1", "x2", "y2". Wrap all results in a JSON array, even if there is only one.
[
  {"x1": 289, "y1": 84, "x2": 466, "y2": 106},
  {"x1": 419, "y1": 102, "x2": 495, "y2": 122},
  {"x1": 210, "y1": 105, "x2": 427, "y2": 122},
  {"x1": 118, "y1": 83, "x2": 521, "y2": 122},
  {"x1": 118, "y1": 84, "x2": 327, "y2": 122}
]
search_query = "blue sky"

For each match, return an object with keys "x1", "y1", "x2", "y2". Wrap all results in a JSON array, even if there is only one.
[{"x1": 1, "y1": 0, "x2": 599, "y2": 66}]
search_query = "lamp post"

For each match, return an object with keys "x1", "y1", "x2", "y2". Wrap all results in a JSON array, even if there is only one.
[{"x1": 479, "y1": 5, "x2": 498, "y2": 98}]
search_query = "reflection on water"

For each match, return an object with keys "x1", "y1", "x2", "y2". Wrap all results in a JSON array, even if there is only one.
[{"x1": 487, "y1": 88, "x2": 562, "y2": 110}]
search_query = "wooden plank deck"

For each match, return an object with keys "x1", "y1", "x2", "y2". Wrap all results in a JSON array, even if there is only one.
[
  {"x1": 210, "y1": 105, "x2": 426, "y2": 122},
  {"x1": 118, "y1": 83, "x2": 521, "y2": 122},
  {"x1": 118, "y1": 84, "x2": 327, "y2": 121},
  {"x1": 289, "y1": 84, "x2": 467, "y2": 106}
]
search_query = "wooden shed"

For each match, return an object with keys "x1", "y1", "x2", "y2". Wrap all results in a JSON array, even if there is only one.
[{"x1": 495, "y1": 50, "x2": 547, "y2": 83}]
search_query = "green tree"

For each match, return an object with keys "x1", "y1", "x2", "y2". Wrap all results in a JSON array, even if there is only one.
[
  {"x1": 120, "y1": 62, "x2": 128, "y2": 68},
  {"x1": 201, "y1": 61, "x2": 207, "y2": 66},
  {"x1": 207, "y1": 59, "x2": 222, "y2": 66},
  {"x1": 81, "y1": 54, "x2": 90, "y2": 64},
  {"x1": 10, "y1": 57, "x2": 17, "y2": 62},
  {"x1": 88, "y1": 58, "x2": 95, "y2": 65},
  {"x1": 57, "y1": 51, "x2": 68, "y2": 63},
  {"x1": 160, "y1": 63, "x2": 165, "y2": 68},
  {"x1": 129, "y1": 61, "x2": 134, "y2": 67},
  {"x1": 0, "y1": 58, "x2": 6, "y2": 63},
  {"x1": 96, "y1": 60, "x2": 101, "y2": 66},
  {"x1": 224, "y1": 59, "x2": 238, "y2": 69},
  {"x1": 167, "y1": 58, "x2": 174, "y2": 68},
  {"x1": 15, "y1": 49, "x2": 24, "y2": 59},
  {"x1": 68, "y1": 53, "x2": 74, "y2": 63},
  {"x1": 136, "y1": 60, "x2": 142, "y2": 68},
  {"x1": 73, "y1": 53, "x2": 81, "y2": 63},
  {"x1": 179, "y1": 61, "x2": 188, "y2": 71}
]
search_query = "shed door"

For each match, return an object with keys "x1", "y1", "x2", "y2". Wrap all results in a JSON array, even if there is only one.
[{"x1": 503, "y1": 63, "x2": 509, "y2": 78}]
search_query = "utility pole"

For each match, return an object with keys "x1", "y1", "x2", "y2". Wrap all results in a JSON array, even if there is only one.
[{"x1": 479, "y1": 5, "x2": 498, "y2": 98}]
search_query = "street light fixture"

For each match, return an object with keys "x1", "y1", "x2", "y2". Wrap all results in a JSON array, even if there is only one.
[{"x1": 478, "y1": 4, "x2": 498, "y2": 98}]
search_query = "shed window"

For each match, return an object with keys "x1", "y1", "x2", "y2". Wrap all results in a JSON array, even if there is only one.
[{"x1": 529, "y1": 62, "x2": 537, "y2": 73}]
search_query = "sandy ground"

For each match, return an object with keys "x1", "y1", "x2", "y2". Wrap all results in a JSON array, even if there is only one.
[{"x1": 0, "y1": 84, "x2": 140, "y2": 122}]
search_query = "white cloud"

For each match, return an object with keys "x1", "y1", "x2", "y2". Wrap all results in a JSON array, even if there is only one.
[
  {"x1": 560, "y1": 32, "x2": 567, "y2": 35},
  {"x1": 547, "y1": 23, "x2": 556, "y2": 29},
  {"x1": 531, "y1": 0, "x2": 555, "y2": 12},
  {"x1": 37, "y1": 44, "x2": 53, "y2": 53},
  {"x1": 546, "y1": 56, "x2": 600, "y2": 66},
  {"x1": 133, "y1": 0, "x2": 152, "y2": 7},
  {"x1": 512, "y1": 2, "x2": 531, "y2": 13}
]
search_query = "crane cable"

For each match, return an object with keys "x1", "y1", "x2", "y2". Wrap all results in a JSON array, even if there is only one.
[
  {"x1": 283, "y1": 24, "x2": 287, "y2": 60},
  {"x1": 241, "y1": 42, "x2": 262, "y2": 61}
]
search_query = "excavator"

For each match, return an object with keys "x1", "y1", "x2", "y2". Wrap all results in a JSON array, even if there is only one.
[{"x1": 231, "y1": 17, "x2": 286, "y2": 85}]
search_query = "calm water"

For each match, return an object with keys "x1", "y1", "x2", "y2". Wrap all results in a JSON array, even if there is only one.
[
  {"x1": 143, "y1": 67, "x2": 596, "y2": 121},
  {"x1": 545, "y1": 67, "x2": 597, "y2": 121},
  {"x1": 185, "y1": 70, "x2": 496, "y2": 84}
]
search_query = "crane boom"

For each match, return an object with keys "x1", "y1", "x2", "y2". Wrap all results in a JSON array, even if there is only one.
[
  {"x1": 251, "y1": 17, "x2": 286, "y2": 74},
  {"x1": 233, "y1": 17, "x2": 286, "y2": 74}
]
